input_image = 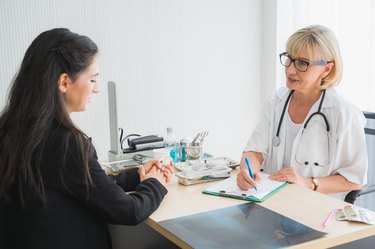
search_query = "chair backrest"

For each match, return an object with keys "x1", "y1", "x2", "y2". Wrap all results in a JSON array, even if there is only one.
[
  {"x1": 345, "y1": 112, "x2": 375, "y2": 205},
  {"x1": 364, "y1": 111, "x2": 375, "y2": 188}
]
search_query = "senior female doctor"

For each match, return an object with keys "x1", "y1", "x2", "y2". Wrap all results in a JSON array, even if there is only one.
[{"x1": 237, "y1": 25, "x2": 367, "y2": 200}]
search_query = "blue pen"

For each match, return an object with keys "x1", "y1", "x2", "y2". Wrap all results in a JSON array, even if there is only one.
[{"x1": 245, "y1": 156, "x2": 257, "y2": 191}]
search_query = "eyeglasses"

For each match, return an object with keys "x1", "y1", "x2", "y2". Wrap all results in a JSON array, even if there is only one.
[{"x1": 279, "y1": 52, "x2": 331, "y2": 72}]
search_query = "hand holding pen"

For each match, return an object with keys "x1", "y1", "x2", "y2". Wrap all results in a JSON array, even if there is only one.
[
  {"x1": 245, "y1": 157, "x2": 257, "y2": 191},
  {"x1": 237, "y1": 155, "x2": 260, "y2": 191}
]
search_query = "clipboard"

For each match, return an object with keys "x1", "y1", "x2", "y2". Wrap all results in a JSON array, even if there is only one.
[{"x1": 202, "y1": 173, "x2": 288, "y2": 202}]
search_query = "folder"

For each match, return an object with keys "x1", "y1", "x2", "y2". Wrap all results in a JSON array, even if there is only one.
[{"x1": 203, "y1": 173, "x2": 288, "y2": 202}]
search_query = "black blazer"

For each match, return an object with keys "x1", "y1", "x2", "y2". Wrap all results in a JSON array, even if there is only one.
[{"x1": 0, "y1": 125, "x2": 168, "y2": 249}]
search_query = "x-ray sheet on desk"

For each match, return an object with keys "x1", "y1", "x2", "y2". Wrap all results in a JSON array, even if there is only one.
[
  {"x1": 203, "y1": 173, "x2": 288, "y2": 202},
  {"x1": 158, "y1": 202, "x2": 327, "y2": 249}
]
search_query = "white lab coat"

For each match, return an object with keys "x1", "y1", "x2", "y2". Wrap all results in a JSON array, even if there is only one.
[{"x1": 244, "y1": 87, "x2": 368, "y2": 199}]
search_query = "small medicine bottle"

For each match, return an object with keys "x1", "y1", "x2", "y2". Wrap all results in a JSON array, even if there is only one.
[
  {"x1": 164, "y1": 127, "x2": 179, "y2": 163},
  {"x1": 180, "y1": 139, "x2": 187, "y2": 162}
]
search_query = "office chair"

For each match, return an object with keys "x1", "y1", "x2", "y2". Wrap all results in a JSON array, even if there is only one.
[{"x1": 345, "y1": 111, "x2": 375, "y2": 204}]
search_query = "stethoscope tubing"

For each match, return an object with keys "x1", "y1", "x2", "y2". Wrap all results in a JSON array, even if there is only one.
[{"x1": 273, "y1": 89, "x2": 329, "y2": 147}]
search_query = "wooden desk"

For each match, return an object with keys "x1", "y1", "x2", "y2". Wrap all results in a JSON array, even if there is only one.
[{"x1": 146, "y1": 176, "x2": 375, "y2": 249}]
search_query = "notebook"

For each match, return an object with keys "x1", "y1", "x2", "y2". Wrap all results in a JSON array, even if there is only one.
[{"x1": 203, "y1": 173, "x2": 288, "y2": 202}]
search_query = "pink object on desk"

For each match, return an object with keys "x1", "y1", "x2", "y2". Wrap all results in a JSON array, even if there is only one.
[{"x1": 322, "y1": 210, "x2": 335, "y2": 227}]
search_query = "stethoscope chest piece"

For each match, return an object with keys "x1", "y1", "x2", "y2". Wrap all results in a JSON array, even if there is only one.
[
  {"x1": 272, "y1": 136, "x2": 281, "y2": 146},
  {"x1": 272, "y1": 89, "x2": 331, "y2": 167}
]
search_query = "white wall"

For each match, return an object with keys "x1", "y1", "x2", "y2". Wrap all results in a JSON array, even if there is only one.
[
  {"x1": 274, "y1": 0, "x2": 375, "y2": 112},
  {"x1": 0, "y1": 0, "x2": 263, "y2": 161}
]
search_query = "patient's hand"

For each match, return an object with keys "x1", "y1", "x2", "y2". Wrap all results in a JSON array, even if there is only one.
[
  {"x1": 141, "y1": 160, "x2": 174, "y2": 185},
  {"x1": 139, "y1": 165, "x2": 166, "y2": 186}
]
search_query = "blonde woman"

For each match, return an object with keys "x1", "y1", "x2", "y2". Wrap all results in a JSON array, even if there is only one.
[{"x1": 237, "y1": 25, "x2": 367, "y2": 200}]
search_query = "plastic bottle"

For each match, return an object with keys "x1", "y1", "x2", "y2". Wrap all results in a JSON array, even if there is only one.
[
  {"x1": 164, "y1": 127, "x2": 179, "y2": 163},
  {"x1": 164, "y1": 127, "x2": 178, "y2": 147}
]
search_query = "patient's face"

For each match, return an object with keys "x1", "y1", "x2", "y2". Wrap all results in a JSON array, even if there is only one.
[{"x1": 63, "y1": 57, "x2": 99, "y2": 113}]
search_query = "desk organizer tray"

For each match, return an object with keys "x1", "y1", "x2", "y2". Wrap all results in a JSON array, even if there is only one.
[
  {"x1": 175, "y1": 157, "x2": 238, "y2": 185},
  {"x1": 175, "y1": 157, "x2": 239, "y2": 171},
  {"x1": 101, "y1": 159, "x2": 139, "y2": 175},
  {"x1": 175, "y1": 169, "x2": 232, "y2": 186}
]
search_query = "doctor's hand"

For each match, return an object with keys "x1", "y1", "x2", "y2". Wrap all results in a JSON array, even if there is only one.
[
  {"x1": 236, "y1": 168, "x2": 262, "y2": 191},
  {"x1": 269, "y1": 167, "x2": 311, "y2": 189}
]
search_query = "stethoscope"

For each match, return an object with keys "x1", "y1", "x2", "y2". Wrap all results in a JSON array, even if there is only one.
[{"x1": 272, "y1": 89, "x2": 330, "y2": 147}]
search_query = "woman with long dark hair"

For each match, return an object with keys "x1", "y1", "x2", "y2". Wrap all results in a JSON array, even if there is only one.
[{"x1": 0, "y1": 28, "x2": 172, "y2": 249}]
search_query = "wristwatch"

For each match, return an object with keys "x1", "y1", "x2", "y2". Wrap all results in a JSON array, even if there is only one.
[{"x1": 311, "y1": 177, "x2": 319, "y2": 191}]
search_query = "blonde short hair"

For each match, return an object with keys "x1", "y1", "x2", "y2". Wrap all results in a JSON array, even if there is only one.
[{"x1": 286, "y1": 25, "x2": 342, "y2": 89}]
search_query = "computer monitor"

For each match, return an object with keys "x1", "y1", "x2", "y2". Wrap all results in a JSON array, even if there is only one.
[{"x1": 108, "y1": 81, "x2": 121, "y2": 155}]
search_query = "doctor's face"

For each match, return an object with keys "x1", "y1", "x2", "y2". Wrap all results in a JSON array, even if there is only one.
[{"x1": 284, "y1": 52, "x2": 333, "y2": 93}]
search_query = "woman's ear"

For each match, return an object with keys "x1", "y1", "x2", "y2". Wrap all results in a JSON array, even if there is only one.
[
  {"x1": 321, "y1": 63, "x2": 334, "y2": 79},
  {"x1": 58, "y1": 73, "x2": 71, "y2": 93}
]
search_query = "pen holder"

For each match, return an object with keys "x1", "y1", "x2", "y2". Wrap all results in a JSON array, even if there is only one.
[{"x1": 187, "y1": 142, "x2": 204, "y2": 160}]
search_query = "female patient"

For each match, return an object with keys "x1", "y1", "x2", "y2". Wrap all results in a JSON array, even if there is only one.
[
  {"x1": 237, "y1": 25, "x2": 367, "y2": 200},
  {"x1": 0, "y1": 28, "x2": 173, "y2": 249}
]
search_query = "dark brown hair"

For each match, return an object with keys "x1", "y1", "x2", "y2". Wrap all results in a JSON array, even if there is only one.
[{"x1": 0, "y1": 28, "x2": 98, "y2": 206}]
